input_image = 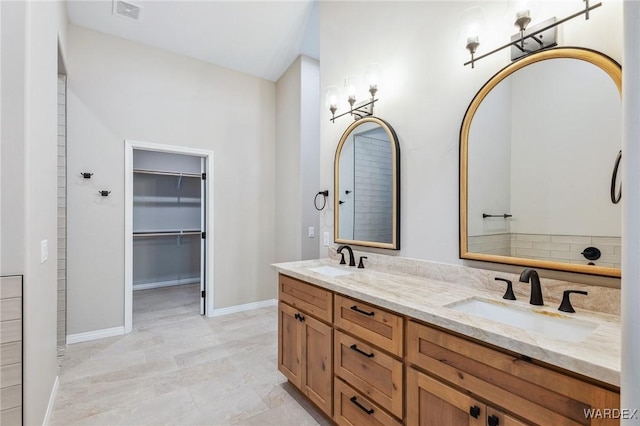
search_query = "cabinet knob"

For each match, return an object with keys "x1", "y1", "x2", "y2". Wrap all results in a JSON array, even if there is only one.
[
  {"x1": 488, "y1": 414, "x2": 500, "y2": 426},
  {"x1": 469, "y1": 405, "x2": 481, "y2": 419}
]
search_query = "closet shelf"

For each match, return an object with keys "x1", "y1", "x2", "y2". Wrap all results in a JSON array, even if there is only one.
[
  {"x1": 133, "y1": 230, "x2": 201, "y2": 237},
  {"x1": 133, "y1": 168, "x2": 201, "y2": 179},
  {"x1": 133, "y1": 195, "x2": 201, "y2": 205}
]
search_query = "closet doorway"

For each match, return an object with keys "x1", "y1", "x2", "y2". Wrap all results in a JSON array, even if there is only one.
[{"x1": 124, "y1": 140, "x2": 214, "y2": 334}]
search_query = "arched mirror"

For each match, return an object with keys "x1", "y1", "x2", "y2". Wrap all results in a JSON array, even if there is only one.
[
  {"x1": 460, "y1": 48, "x2": 621, "y2": 277},
  {"x1": 335, "y1": 117, "x2": 400, "y2": 249}
]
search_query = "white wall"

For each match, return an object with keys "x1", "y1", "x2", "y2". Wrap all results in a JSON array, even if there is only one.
[
  {"x1": 1, "y1": 1, "x2": 67, "y2": 423},
  {"x1": 275, "y1": 55, "x2": 320, "y2": 262},
  {"x1": 319, "y1": 0, "x2": 622, "y2": 284},
  {"x1": 276, "y1": 57, "x2": 302, "y2": 261},
  {"x1": 299, "y1": 56, "x2": 321, "y2": 260},
  {"x1": 66, "y1": 25, "x2": 277, "y2": 334}
]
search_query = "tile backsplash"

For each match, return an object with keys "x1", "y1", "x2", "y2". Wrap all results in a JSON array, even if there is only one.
[
  {"x1": 328, "y1": 246, "x2": 620, "y2": 316},
  {"x1": 468, "y1": 233, "x2": 621, "y2": 268}
]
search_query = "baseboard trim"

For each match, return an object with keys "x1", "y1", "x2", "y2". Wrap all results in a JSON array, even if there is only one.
[
  {"x1": 43, "y1": 375, "x2": 59, "y2": 426},
  {"x1": 66, "y1": 326, "x2": 125, "y2": 345},
  {"x1": 211, "y1": 299, "x2": 277, "y2": 317},
  {"x1": 133, "y1": 278, "x2": 199, "y2": 291}
]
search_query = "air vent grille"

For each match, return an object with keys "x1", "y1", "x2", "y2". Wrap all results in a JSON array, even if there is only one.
[{"x1": 113, "y1": 0, "x2": 142, "y2": 21}]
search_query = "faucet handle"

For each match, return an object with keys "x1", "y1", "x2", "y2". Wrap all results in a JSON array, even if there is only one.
[
  {"x1": 558, "y1": 290, "x2": 588, "y2": 313},
  {"x1": 339, "y1": 252, "x2": 346, "y2": 265},
  {"x1": 495, "y1": 277, "x2": 516, "y2": 300},
  {"x1": 358, "y1": 256, "x2": 368, "y2": 269}
]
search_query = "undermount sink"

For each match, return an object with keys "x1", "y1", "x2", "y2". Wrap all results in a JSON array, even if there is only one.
[
  {"x1": 307, "y1": 265, "x2": 353, "y2": 277},
  {"x1": 446, "y1": 297, "x2": 598, "y2": 343}
]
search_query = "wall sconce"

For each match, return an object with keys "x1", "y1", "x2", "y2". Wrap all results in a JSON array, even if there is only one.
[
  {"x1": 462, "y1": 0, "x2": 601, "y2": 68},
  {"x1": 326, "y1": 63, "x2": 381, "y2": 123}
]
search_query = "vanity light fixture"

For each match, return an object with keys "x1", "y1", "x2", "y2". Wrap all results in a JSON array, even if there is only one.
[
  {"x1": 326, "y1": 63, "x2": 381, "y2": 123},
  {"x1": 463, "y1": 0, "x2": 602, "y2": 68}
]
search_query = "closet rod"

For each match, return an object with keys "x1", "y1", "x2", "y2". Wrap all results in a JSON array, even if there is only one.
[
  {"x1": 133, "y1": 169, "x2": 201, "y2": 178},
  {"x1": 133, "y1": 230, "x2": 201, "y2": 237}
]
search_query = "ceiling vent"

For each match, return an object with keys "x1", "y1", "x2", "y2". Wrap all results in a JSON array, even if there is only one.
[{"x1": 113, "y1": 0, "x2": 142, "y2": 22}]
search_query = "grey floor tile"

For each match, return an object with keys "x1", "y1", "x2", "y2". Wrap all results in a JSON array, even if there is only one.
[{"x1": 51, "y1": 284, "x2": 326, "y2": 426}]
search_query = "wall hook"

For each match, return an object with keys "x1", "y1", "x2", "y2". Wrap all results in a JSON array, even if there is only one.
[
  {"x1": 99, "y1": 190, "x2": 111, "y2": 197},
  {"x1": 81, "y1": 172, "x2": 93, "y2": 179}
]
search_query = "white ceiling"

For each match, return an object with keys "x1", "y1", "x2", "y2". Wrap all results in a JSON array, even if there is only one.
[{"x1": 66, "y1": 0, "x2": 320, "y2": 82}]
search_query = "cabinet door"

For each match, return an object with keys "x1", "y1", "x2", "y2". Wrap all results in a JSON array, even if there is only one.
[
  {"x1": 407, "y1": 367, "x2": 484, "y2": 426},
  {"x1": 278, "y1": 302, "x2": 302, "y2": 388},
  {"x1": 302, "y1": 314, "x2": 333, "y2": 417}
]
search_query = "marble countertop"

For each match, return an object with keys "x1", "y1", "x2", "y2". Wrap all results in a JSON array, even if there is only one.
[{"x1": 272, "y1": 258, "x2": 621, "y2": 387}]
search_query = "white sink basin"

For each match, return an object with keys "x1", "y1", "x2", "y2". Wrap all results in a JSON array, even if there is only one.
[
  {"x1": 447, "y1": 298, "x2": 598, "y2": 343},
  {"x1": 307, "y1": 265, "x2": 353, "y2": 277}
]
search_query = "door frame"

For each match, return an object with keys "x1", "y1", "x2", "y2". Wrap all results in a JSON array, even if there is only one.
[{"x1": 124, "y1": 139, "x2": 215, "y2": 334}]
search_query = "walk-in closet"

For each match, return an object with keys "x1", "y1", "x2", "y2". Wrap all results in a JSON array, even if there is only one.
[{"x1": 132, "y1": 149, "x2": 207, "y2": 319}]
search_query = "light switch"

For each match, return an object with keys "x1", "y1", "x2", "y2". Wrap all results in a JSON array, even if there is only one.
[
  {"x1": 41, "y1": 240, "x2": 48, "y2": 263},
  {"x1": 323, "y1": 232, "x2": 330, "y2": 247},
  {"x1": 308, "y1": 227, "x2": 315, "y2": 238}
]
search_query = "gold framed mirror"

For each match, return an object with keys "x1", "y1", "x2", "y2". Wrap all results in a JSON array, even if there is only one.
[
  {"x1": 460, "y1": 47, "x2": 621, "y2": 277},
  {"x1": 334, "y1": 117, "x2": 400, "y2": 249}
]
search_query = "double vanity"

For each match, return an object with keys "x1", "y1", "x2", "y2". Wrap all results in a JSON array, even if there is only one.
[
  {"x1": 273, "y1": 253, "x2": 621, "y2": 425},
  {"x1": 296, "y1": 44, "x2": 623, "y2": 425}
]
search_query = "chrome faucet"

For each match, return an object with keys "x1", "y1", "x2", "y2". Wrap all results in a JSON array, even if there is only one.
[
  {"x1": 337, "y1": 245, "x2": 356, "y2": 267},
  {"x1": 519, "y1": 268, "x2": 544, "y2": 306}
]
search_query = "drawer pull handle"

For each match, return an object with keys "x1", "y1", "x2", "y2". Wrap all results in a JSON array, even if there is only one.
[
  {"x1": 350, "y1": 305, "x2": 375, "y2": 316},
  {"x1": 469, "y1": 405, "x2": 480, "y2": 419},
  {"x1": 294, "y1": 313, "x2": 305, "y2": 322},
  {"x1": 350, "y1": 344, "x2": 374, "y2": 358},
  {"x1": 488, "y1": 414, "x2": 500, "y2": 426},
  {"x1": 350, "y1": 396, "x2": 374, "y2": 415}
]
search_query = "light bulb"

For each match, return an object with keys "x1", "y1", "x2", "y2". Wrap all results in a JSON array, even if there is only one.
[
  {"x1": 458, "y1": 7, "x2": 486, "y2": 54},
  {"x1": 325, "y1": 86, "x2": 338, "y2": 115},
  {"x1": 364, "y1": 63, "x2": 382, "y2": 96},
  {"x1": 344, "y1": 76, "x2": 359, "y2": 107}
]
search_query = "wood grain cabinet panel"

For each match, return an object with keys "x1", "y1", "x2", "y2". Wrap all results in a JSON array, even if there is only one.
[
  {"x1": 334, "y1": 377, "x2": 402, "y2": 426},
  {"x1": 407, "y1": 368, "x2": 530, "y2": 426},
  {"x1": 279, "y1": 274, "x2": 332, "y2": 323},
  {"x1": 334, "y1": 294, "x2": 403, "y2": 357},
  {"x1": 407, "y1": 320, "x2": 620, "y2": 426},
  {"x1": 278, "y1": 302, "x2": 302, "y2": 388},
  {"x1": 334, "y1": 330, "x2": 403, "y2": 418},
  {"x1": 278, "y1": 274, "x2": 333, "y2": 418}
]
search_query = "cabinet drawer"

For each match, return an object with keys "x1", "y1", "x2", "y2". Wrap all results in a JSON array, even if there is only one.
[
  {"x1": 335, "y1": 331, "x2": 403, "y2": 419},
  {"x1": 407, "y1": 321, "x2": 620, "y2": 426},
  {"x1": 334, "y1": 294, "x2": 403, "y2": 357},
  {"x1": 279, "y1": 274, "x2": 332, "y2": 323},
  {"x1": 334, "y1": 377, "x2": 402, "y2": 426}
]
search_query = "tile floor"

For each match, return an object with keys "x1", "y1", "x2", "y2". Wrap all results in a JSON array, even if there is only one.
[{"x1": 50, "y1": 284, "x2": 330, "y2": 425}]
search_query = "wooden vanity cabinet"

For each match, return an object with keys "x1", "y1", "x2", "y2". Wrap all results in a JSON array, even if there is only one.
[
  {"x1": 407, "y1": 321, "x2": 620, "y2": 426},
  {"x1": 407, "y1": 368, "x2": 527, "y2": 426},
  {"x1": 277, "y1": 272, "x2": 620, "y2": 426},
  {"x1": 278, "y1": 275, "x2": 333, "y2": 417},
  {"x1": 333, "y1": 294, "x2": 404, "y2": 424}
]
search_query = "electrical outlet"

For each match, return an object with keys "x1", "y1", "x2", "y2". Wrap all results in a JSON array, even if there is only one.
[
  {"x1": 308, "y1": 227, "x2": 315, "y2": 238},
  {"x1": 323, "y1": 232, "x2": 330, "y2": 247},
  {"x1": 41, "y1": 240, "x2": 48, "y2": 263}
]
